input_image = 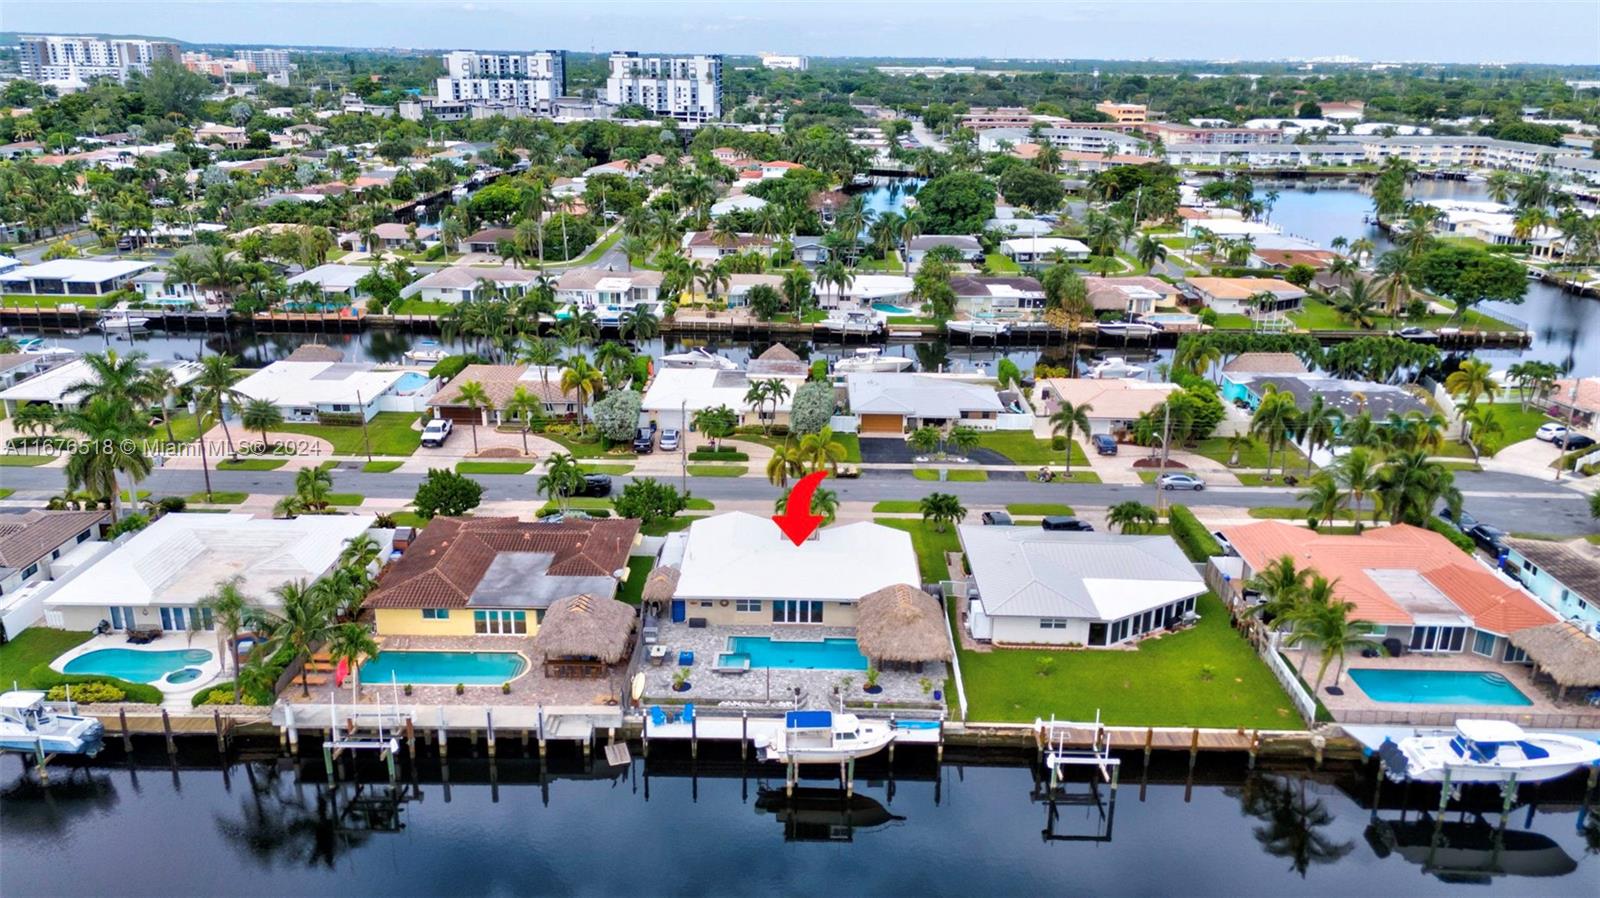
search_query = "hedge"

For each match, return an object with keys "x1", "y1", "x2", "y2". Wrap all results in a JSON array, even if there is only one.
[
  {"x1": 688, "y1": 448, "x2": 749, "y2": 462},
  {"x1": 1168, "y1": 505, "x2": 1223, "y2": 562},
  {"x1": 1427, "y1": 516, "x2": 1476, "y2": 554},
  {"x1": 28, "y1": 663, "x2": 162, "y2": 704}
]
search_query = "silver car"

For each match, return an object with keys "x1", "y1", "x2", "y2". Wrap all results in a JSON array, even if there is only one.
[
  {"x1": 659, "y1": 429, "x2": 680, "y2": 451},
  {"x1": 1157, "y1": 473, "x2": 1206, "y2": 491}
]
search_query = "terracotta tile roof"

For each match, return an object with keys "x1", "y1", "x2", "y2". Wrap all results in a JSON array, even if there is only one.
[
  {"x1": 364, "y1": 516, "x2": 640, "y2": 609},
  {"x1": 1549, "y1": 377, "x2": 1600, "y2": 415},
  {"x1": 1221, "y1": 352, "x2": 1309, "y2": 374},
  {"x1": 1253, "y1": 248, "x2": 1340, "y2": 269},
  {"x1": 1220, "y1": 521, "x2": 1557, "y2": 633}
]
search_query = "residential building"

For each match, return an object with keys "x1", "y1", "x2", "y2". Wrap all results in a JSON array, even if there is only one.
[
  {"x1": 949, "y1": 275, "x2": 1045, "y2": 320},
  {"x1": 606, "y1": 52, "x2": 722, "y2": 123},
  {"x1": 1252, "y1": 248, "x2": 1343, "y2": 270},
  {"x1": 285, "y1": 264, "x2": 374, "y2": 305},
  {"x1": 437, "y1": 50, "x2": 566, "y2": 115},
  {"x1": 0, "y1": 510, "x2": 110, "y2": 598},
  {"x1": 670, "y1": 513, "x2": 919, "y2": 627},
  {"x1": 1185, "y1": 276, "x2": 1307, "y2": 315},
  {"x1": 1084, "y1": 276, "x2": 1180, "y2": 316},
  {"x1": 17, "y1": 35, "x2": 180, "y2": 82},
  {"x1": 846, "y1": 373, "x2": 1009, "y2": 435},
  {"x1": 959, "y1": 527, "x2": 1205, "y2": 646},
  {"x1": 363, "y1": 516, "x2": 639, "y2": 638},
  {"x1": 555, "y1": 268, "x2": 664, "y2": 317},
  {"x1": 1215, "y1": 522, "x2": 1556, "y2": 664},
  {"x1": 427, "y1": 364, "x2": 580, "y2": 424},
  {"x1": 759, "y1": 53, "x2": 808, "y2": 71},
  {"x1": 0, "y1": 259, "x2": 154, "y2": 296},
  {"x1": 985, "y1": 217, "x2": 1052, "y2": 238},
  {"x1": 343, "y1": 222, "x2": 437, "y2": 251},
  {"x1": 682, "y1": 230, "x2": 775, "y2": 261},
  {"x1": 230, "y1": 361, "x2": 438, "y2": 423},
  {"x1": 410, "y1": 266, "x2": 541, "y2": 304},
  {"x1": 234, "y1": 48, "x2": 295, "y2": 73},
  {"x1": 1221, "y1": 371, "x2": 1429, "y2": 418},
  {"x1": 0, "y1": 351, "x2": 75, "y2": 391},
  {"x1": 0, "y1": 357, "x2": 203, "y2": 418},
  {"x1": 44, "y1": 514, "x2": 388, "y2": 633},
  {"x1": 1219, "y1": 352, "x2": 1310, "y2": 378},
  {"x1": 904, "y1": 235, "x2": 984, "y2": 269},
  {"x1": 1542, "y1": 377, "x2": 1599, "y2": 431},
  {"x1": 641, "y1": 368, "x2": 803, "y2": 430},
  {"x1": 194, "y1": 123, "x2": 248, "y2": 149},
  {"x1": 181, "y1": 53, "x2": 254, "y2": 77},
  {"x1": 1095, "y1": 100, "x2": 1148, "y2": 123},
  {"x1": 1502, "y1": 538, "x2": 1600, "y2": 629},
  {"x1": 977, "y1": 127, "x2": 1148, "y2": 156},
  {"x1": 1143, "y1": 123, "x2": 1284, "y2": 145},
  {"x1": 463, "y1": 227, "x2": 516, "y2": 254},
  {"x1": 999, "y1": 236, "x2": 1090, "y2": 264},
  {"x1": 724, "y1": 273, "x2": 787, "y2": 308},
  {"x1": 1035, "y1": 379, "x2": 1178, "y2": 436}
]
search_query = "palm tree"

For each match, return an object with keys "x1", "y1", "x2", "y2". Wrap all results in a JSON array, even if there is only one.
[
  {"x1": 240, "y1": 398, "x2": 283, "y2": 454},
  {"x1": 455, "y1": 380, "x2": 491, "y2": 454},
  {"x1": 60, "y1": 397, "x2": 153, "y2": 522},
  {"x1": 1298, "y1": 475, "x2": 1345, "y2": 530},
  {"x1": 619, "y1": 305, "x2": 660, "y2": 342},
  {"x1": 326, "y1": 622, "x2": 379, "y2": 702},
  {"x1": 65, "y1": 349, "x2": 159, "y2": 408},
  {"x1": 1297, "y1": 395, "x2": 1342, "y2": 475},
  {"x1": 1285, "y1": 591, "x2": 1379, "y2": 694},
  {"x1": 743, "y1": 379, "x2": 773, "y2": 434},
  {"x1": 517, "y1": 337, "x2": 562, "y2": 400},
  {"x1": 1135, "y1": 233, "x2": 1168, "y2": 271},
  {"x1": 1460, "y1": 404, "x2": 1504, "y2": 461},
  {"x1": 1107, "y1": 500, "x2": 1158, "y2": 534},
  {"x1": 559, "y1": 356, "x2": 605, "y2": 434},
  {"x1": 538, "y1": 451, "x2": 584, "y2": 514},
  {"x1": 1377, "y1": 450, "x2": 1461, "y2": 526},
  {"x1": 908, "y1": 425, "x2": 941, "y2": 456},
  {"x1": 1249, "y1": 388, "x2": 1300, "y2": 481},
  {"x1": 765, "y1": 441, "x2": 805, "y2": 487},
  {"x1": 1244, "y1": 555, "x2": 1308, "y2": 625},
  {"x1": 194, "y1": 354, "x2": 243, "y2": 458},
  {"x1": 1444, "y1": 358, "x2": 1498, "y2": 412},
  {"x1": 1049, "y1": 401, "x2": 1092, "y2": 474},
  {"x1": 773, "y1": 485, "x2": 840, "y2": 529},
  {"x1": 1332, "y1": 446, "x2": 1380, "y2": 532},
  {"x1": 919, "y1": 492, "x2": 967, "y2": 533},
  {"x1": 141, "y1": 365, "x2": 181, "y2": 445},
  {"x1": 268, "y1": 579, "x2": 335, "y2": 697},
  {"x1": 797, "y1": 426, "x2": 847, "y2": 474},
  {"x1": 204, "y1": 576, "x2": 251, "y2": 703},
  {"x1": 503, "y1": 385, "x2": 545, "y2": 456}
]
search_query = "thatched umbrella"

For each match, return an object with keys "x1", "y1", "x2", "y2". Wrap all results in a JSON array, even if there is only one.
[
  {"x1": 641, "y1": 565, "x2": 680, "y2": 615},
  {"x1": 856, "y1": 584, "x2": 952, "y2": 668},
  {"x1": 1509, "y1": 622, "x2": 1600, "y2": 699},
  {"x1": 758, "y1": 342, "x2": 801, "y2": 362},
  {"x1": 537, "y1": 593, "x2": 637, "y2": 666},
  {"x1": 285, "y1": 343, "x2": 345, "y2": 363}
]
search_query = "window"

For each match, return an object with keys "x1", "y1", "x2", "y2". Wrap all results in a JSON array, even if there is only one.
[
  {"x1": 21, "y1": 563, "x2": 39, "y2": 580},
  {"x1": 700, "y1": 601, "x2": 714, "y2": 608},
  {"x1": 473, "y1": 610, "x2": 525, "y2": 634},
  {"x1": 1039, "y1": 618, "x2": 1068, "y2": 630},
  {"x1": 735, "y1": 600, "x2": 761, "y2": 613},
  {"x1": 422, "y1": 608, "x2": 450, "y2": 620},
  {"x1": 1473, "y1": 631, "x2": 1496, "y2": 657},
  {"x1": 772, "y1": 600, "x2": 823, "y2": 623},
  {"x1": 1408, "y1": 625, "x2": 1467, "y2": 653},
  {"x1": 76, "y1": 528, "x2": 92, "y2": 543},
  {"x1": 1503, "y1": 643, "x2": 1528, "y2": 664}
]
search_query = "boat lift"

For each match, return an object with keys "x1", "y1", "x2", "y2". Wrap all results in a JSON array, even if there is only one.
[
  {"x1": 322, "y1": 680, "x2": 407, "y2": 782},
  {"x1": 1032, "y1": 713, "x2": 1122, "y2": 842}
]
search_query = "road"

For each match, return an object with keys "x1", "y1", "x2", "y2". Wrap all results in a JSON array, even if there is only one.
[
  {"x1": 2, "y1": 465, "x2": 1592, "y2": 534},
  {"x1": 908, "y1": 118, "x2": 946, "y2": 153}
]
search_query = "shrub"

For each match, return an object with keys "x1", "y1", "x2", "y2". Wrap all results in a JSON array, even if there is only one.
[
  {"x1": 414, "y1": 467, "x2": 484, "y2": 518},
  {"x1": 108, "y1": 513, "x2": 150, "y2": 539},
  {"x1": 1050, "y1": 435, "x2": 1067, "y2": 450},
  {"x1": 428, "y1": 354, "x2": 482, "y2": 381},
  {"x1": 314, "y1": 411, "x2": 366, "y2": 427},
  {"x1": 156, "y1": 496, "x2": 187, "y2": 514},
  {"x1": 687, "y1": 448, "x2": 748, "y2": 461},
  {"x1": 613, "y1": 477, "x2": 689, "y2": 526},
  {"x1": 455, "y1": 683, "x2": 465, "y2": 695},
  {"x1": 590, "y1": 390, "x2": 644, "y2": 442},
  {"x1": 1168, "y1": 505, "x2": 1222, "y2": 562},
  {"x1": 1427, "y1": 516, "x2": 1476, "y2": 554},
  {"x1": 47, "y1": 681, "x2": 126, "y2": 703},
  {"x1": 29, "y1": 664, "x2": 161, "y2": 704},
  {"x1": 788, "y1": 380, "x2": 836, "y2": 435}
]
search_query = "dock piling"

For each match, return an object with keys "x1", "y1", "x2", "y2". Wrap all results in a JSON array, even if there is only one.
[
  {"x1": 740, "y1": 712, "x2": 748, "y2": 761},
  {"x1": 213, "y1": 709, "x2": 226, "y2": 753},
  {"x1": 1187, "y1": 728, "x2": 1200, "y2": 774},
  {"x1": 119, "y1": 707, "x2": 132, "y2": 752},
  {"x1": 486, "y1": 709, "x2": 496, "y2": 758},
  {"x1": 286, "y1": 704, "x2": 299, "y2": 754},
  {"x1": 888, "y1": 714, "x2": 896, "y2": 764},
  {"x1": 405, "y1": 719, "x2": 416, "y2": 757},
  {"x1": 34, "y1": 738, "x2": 48, "y2": 784},
  {"x1": 1143, "y1": 727, "x2": 1154, "y2": 772},
  {"x1": 437, "y1": 708, "x2": 448, "y2": 760},
  {"x1": 690, "y1": 711, "x2": 698, "y2": 760},
  {"x1": 161, "y1": 709, "x2": 176, "y2": 757},
  {"x1": 1247, "y1": 730, "x2": 1259, "y2": 770}
]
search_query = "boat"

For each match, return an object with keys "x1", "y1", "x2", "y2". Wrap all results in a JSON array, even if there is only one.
[
  {"x1": 659, "y1": 347, "x2": 739, "y2": 370},
  {"x1": 1094, "y1": 320, "x2": 1160, "y2": 338},
  {"x1": 1367, "y1": 814, "x2": 1578, "y2": 881},
  {"x1": 815, "y1": 311, "x2": 884, "y2": 334},
  {"x1": 756, "y1": 710, "x2": 896, "y2": 765},
  {"x1": 946, "y1": 319, "x2": 1010, "y2": 338},
  {"x1": 754, "y1": 787, "x2": 907, "y2": 841},
  {"x1": 1377, "y1": 720, "x2": 1600, "y2": 784},
  {"x1": 833, "y1": 347, "x2": 913, "y2": 373},
  {"x1": 1084, "y1": 357, "x2": 1147, "y2": 379},
  {"x1": 403, "y1": 339, "x2": 448, "y2": 364},
  {"x1": 93, "y1": 304, "x2": 150, "y2": 331},
  {"x1": 0, "y1": 691, "x2": 105, "y2": 756}
]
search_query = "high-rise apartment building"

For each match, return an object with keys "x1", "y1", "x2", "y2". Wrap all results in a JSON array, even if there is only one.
[
  {"x1": 606, "y1": 52, "x2": 722, "y2": 123},
  {"x1": 759, "y1": 53, "x2": 808, "y2": 71},
  {"x1": 17, "y1": 35, "x2": 181, "y2": 82},
  {"x1": 234, "y1": 48, "x2": 295, "y2": 73},
  {"x1": 435, "y1": 50, "x2": 566, "y2": 115}
]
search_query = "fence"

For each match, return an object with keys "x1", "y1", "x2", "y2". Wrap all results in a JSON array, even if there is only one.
[
  {"x1": 939, "y1": 580, "x2": 970, "y2": 722},
  {"x1": 1261, "y1": 632, "x2": 1319, "y2": 726},
  {"x1": 828, "y1": 414, "x2": 860, "y2": 434}
]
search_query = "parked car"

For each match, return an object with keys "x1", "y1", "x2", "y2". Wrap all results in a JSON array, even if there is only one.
[
  {"x1": 1157, "y1": 473, "x2": 1206, "y2": 491},
  {"x1": 633, "y1": 426, "x2": 656, "y2": 453},
  {"x1": 1438, "y1": 506, "x2": 1480, "y2": 533},
  {"x1": 659, "y1": 429, "x2": 680, "y2": 451},
  {"x1": 1211, "y1": 531, "x2": 1237, "y2": 557},
  {"x1": 1394, "y1": 326, "x2": 1438, "y2": 341},
  {"x1": 1467, "y1": 523, "x2": 1509, "y2": 557},
  {"x1": 980, "y1": 511, "x2": 1013, "y2": 526},
  {"x1": 1041, "y1": 516, "x2": 1094, "y2": 532},
  {"x1": 1559, "y1": 433, "x2": 1596, "y2": 450},
  {"x1": 420, "y1": 418, "x2": 453, "y2": 447},
  {"x1": 572, "y1": 473, "x2": 612, "y2": 498},
  {"x1": 1535, "y1": 423, "x2": 1569, "y2": 443},
  {"x1": 1091, "y1": 434, "x2": 1118, "y2": 456}
]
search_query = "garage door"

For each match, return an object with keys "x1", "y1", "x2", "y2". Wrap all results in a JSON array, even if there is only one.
[
  {"x1": 859, "y1": 414, "x2": 905, "y2": 435},
  {"x1": 437, "y1": 406, "x2": 478, "y2": 424}
]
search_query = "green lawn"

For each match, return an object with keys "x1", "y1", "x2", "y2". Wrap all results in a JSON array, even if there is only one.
[
  {"x1": 0, "y1": 454, "x2": 54, "y2": 466},
  {"x1": 560, "y1": 227, "x2": 623, "y2": 268},
  {"x1": 1032, "y1": 469, "x2": 1101, "y2": 483},
  {"x1": 683, "y1": 497, "x2": 715, "y2": 510},
  {"x1": 688, "y1": 464, "x2": 746, "y2": 477},
  {"x1": 874, "y1": 518, "x2": 962, "y2": 582},
  {"x1": 363, "y1": 460, "x2": 404, "y2": 473},
  {"x1": 617, "y1": 556, "x2": 655, "y2": 605},
  {"x1": 958, "y1": 591, "x2": 1303, "y2": 728},
  {"x1": 983, "y1": 252, "x2": 1022, "y2": 273},
  {"x1": 0, "y1": 629, "x2": 91, "y2": 689},
  {"x1": 275, "y1": 412, "x2": 422, "y2": 456},
  {"x1": 456, "y1": 461, "x2": 534, "y2": 475},
  {"x1": 641, "y1": 515, "x2": 703, "y2": 537},
  {"x1": 389, "y1": 511, "x2": 428, "y2": 528},
  {"x1": 1007, "y1": 503, "x2": 1075, "y2": 516},
  {"x1": 1289, "y1": 298, "x2": 1520, "y2": 334},
  {"x1": 217, "y1": 458, "x2": 286, "y2": 471},
  {"x1": 188, "y1": 491, "x2": 248, "y2": 504},
  {"x1": 327, "y1": 493, "x2": 364, "y2": 506},
  {"x1": 1472, "y1": 402, "x2": 1551, "y2": 455},
  {"x1": 0, "y1": 488, "x2": 14, "y2": 500},
  {"x1": 161, "y1": 409, "x2": 213, "y2": 443},
  {"x1": 580, "y1": 463, "x2": 635, "y2": 475},
  {"x1": 913, "y1": 468, "x2": 989, "y2": 482},
  {"x1": 974, "y1": 431, "x2": 1088, "y2": 466},
  {"x1": 858, "y1": 251, "x2": 906, "y2": 273},
  {"x1": 1248, "y1": 506, "x2": 1358, "y2": 521},
  {"x1": 392, "y1": 299, "x2": 452, "y2": 317},
  {"x1": 117, "y1": 489, "x2": 152, "y2": 502},
  {"x1": 872, "y1": 500, "x2": 924, "y2": 513},
  {"x1": 544, "y1": 433, "x2": 636, "y2": 460},
  {"x1": 1211, "y1": 313, "x2": 1257, "y2": 330},
  {"x1": 1188, "y1": 437, "x2": 1308, "y2": 470},
  {"x1": 2, "y1": 293, "x2": 101, "y2": 310}
]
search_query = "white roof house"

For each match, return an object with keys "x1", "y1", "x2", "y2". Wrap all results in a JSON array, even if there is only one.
[
  {"x1": 409, "y1": 265, "x2": 541, "y2": 304},
  {"x1": 958, "y1": 526, "x2": 1206, "y2": 646},
  {"x1": 0, "y1": 357, "x2": 204, "y2": 415},
  {"x1": 985, "y1": 218, "x2": 1053, "y2": 237},
  {"x1": 0, "y1": 259, "x2": 155, "y2": 295},
  {"x1": 710, "y1": 194, "x2": 768, "y2": 216},
  {"x1": 674, "y1": 513, "x2": 919, "y2": 603},
  {"x1": 286, "y1": 264, "x2": 372, "y2": 301},
  {"x1": 231, "y1": 361, "x2": 435, "y2": 422},
  {"x1": 999, "y1": 237, "x2": 1089, "y2": 262},
  {"x1": 846, "y1": 373, "x2": 1006, "y2": 434},
  {"x1": 44, "y1": 514, "x2": 382, "y2": 626},
  {"x1": 0, "y1": 255, "x2": 21, "y2": 275},
  {"x1": 641, "y1": 367, "x2": 803, "y2": 429}
]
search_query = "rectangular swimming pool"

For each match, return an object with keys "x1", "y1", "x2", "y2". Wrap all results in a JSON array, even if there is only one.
[
  {"x1": 361, "y1": 651, "x2": 527, "y2": 686},
  {"x1": 1347, "y1": 668, "x2": 1533, "y2": 706},
  {"x1": 720, "y1": 636, "x2": 868, "y2": 671}
]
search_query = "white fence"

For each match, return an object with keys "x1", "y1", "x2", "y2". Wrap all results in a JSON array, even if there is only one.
[
  {"x1": 940, "y1": 580, "x2": 970, "y2": 721},
  {"x1": 0, "y1": 538, "x2": 120, "y2": 638},
  {"x1": 829, "y1": 414, "x2": 860, "y2": 433},
  {"x1": 1261, "y1": 631, "x2": 1319, "y2": 725}
]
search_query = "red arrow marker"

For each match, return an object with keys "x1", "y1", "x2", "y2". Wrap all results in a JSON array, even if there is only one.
[{"x1": 772, "y1": 470, "x2": 829, "y2": 546}]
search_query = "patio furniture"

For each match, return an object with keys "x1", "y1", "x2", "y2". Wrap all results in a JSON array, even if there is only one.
[
  {"x1": 681, "y1": 703, "x2": 696, "y2": 726},
  {"x1": 648, "y1": 706, "x2": 670, "y2": 727},
  {"x1": 1383, "y1": 638, "x2": 1405, "y2": 658},
  {"x1": 125, "y1": 627, "x2": 162, "y2": 645},
  {"x1": 649, "y1": 645, "x2": 668, "y2": 666},
  {"x1": 688, "y1": 618, "x2": 708, "y2": 629},
  {"x1": 642, "y1": 618, "x2": 660, "y2": 646},
  {"x1": 678, "y1": 650, "x2": 695, "y2": 667}
]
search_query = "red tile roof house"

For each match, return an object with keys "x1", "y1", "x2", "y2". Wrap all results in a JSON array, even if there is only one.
[{"x1": 1215, "y1": 522, "x2": 1558, "y2": 703}]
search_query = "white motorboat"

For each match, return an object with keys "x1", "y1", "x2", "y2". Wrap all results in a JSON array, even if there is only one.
[
  {"x1": 1095, "y1": 320, "x2": 1160, "y2": 338},
  {"x1": 1378, "y1": 720, "x2": 1600, "y2": 785},
  {"x1": 1084, "y1": 357, "x2": 1146, "y2": 379},
  {"x1": 659, "y1": 347, "x2": 739, "y2": 370},
  {"x1": 757, "y1": 710, "x2": 896, "y2": 765},
  {"x1": 94, "y1": 304, "x2": 150, "y2": 331},
  {"x1": 403, "y1": 339, "x2": 448, "y2": 364},
  {"x1": 816, "y1": 311, "x2": 884, "y2": 334},
  {"x1": 0, "y1": 690, "x2": 105, "y2": 756},
  {"x1": 833, "y1": 347, "x2": 913, "y2": 373},
  {"x1": 947, "y1": 319, "x2": 1010, "y2": 338}
]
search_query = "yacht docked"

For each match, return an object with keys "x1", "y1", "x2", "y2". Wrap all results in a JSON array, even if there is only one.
[
  {"x1": 659, "y1": 347, "x2": 740, "y2": 370},
  {"x1": 93, "y1": 303, "x2": 150, "y2": 331},
  {"x1": 815, "y1": 311, "x2": 885, "y2": 335},
  {"x1": 757, "y1": 710, "x2": 896, "y2": 765},
  {"x1": 1084, "y1": 357, "x2": 1147, "y2": 379},
  {"x1": 947, "y1": 319, "x2": 1010, "y2": 338},
  {"x1": 403, "y1": 339, "x2": 448, "y2": 364},
  {"x1": 0, "y1": 691, "x2": 105, "y2": 756},
  {"x1": 1094, "y1": 320, "x2": 1160, "y2": 338},
  {"x1": 833, "y1": 347, "x2": 913, "y2": 373},
  {"x1": 1378, "y1": 720, "x2": 1600, "y2": 784}
]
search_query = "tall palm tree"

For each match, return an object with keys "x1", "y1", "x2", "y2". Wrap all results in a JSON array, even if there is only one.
[
  {"x1": 267, "y1": 579, "x2": 335, "y2": 697},
  {"x1": 503, "y1": 385, "x2": 545, "y2": 456},
  {"x1": 194, "y1": 354, "x2": 243, "y2": 458},
  {"x1": 1135, "y1": 233, "x2": 1168, "y2": 271},
  {"x1": 1298, "y1": 475, "x2": 1345, "y2": 530},
  {"x1": 559, "y1": 356, "x2": 605, "y2": 434},
  {"x1": 455, "y1": 380, "x2": 491, "y2": 454},
  {"x1": 1107, "y1": 500, "x2": 1158, "y2": 534},
  {"x1": 773, "y1": 485, "x2": 839, "y2": 530},
  {"x1": 65, "y1": 349, "x2": 159, "y2": 408},
  {"x1": 60, "y1": 397, "x2": 153, "y2": 522},
  {"x1": 538, "y1": 451, "x2": 584, "y2": 514},
  {"x1": 1378, "y1": 450, "x2": 1462, "y2": 526},
  {"x1": 1285, "y1": 590, "x2": 1379, "y2": 693},
  {"x1": 765, "y1": 441, "x2": 805, "y2": 487},
  {"x1": 1244, "y1": 554, "x2": 1308, "y2": 625},
  {"x1": 1049, "y1": 401, "x2": 1092, "y2": 474},
  {"x1": 1444, "y1": 358, "x2": 1498, "y2": 412},
  {"x1": 1332, "y1": 447, "x2": 1380, "y2": 532},
  {"x1": 797, "y1": 426, "x2": 846, "y2": 474},
  {"x1": 1249, "y1": 388, "x2": 1300, "y2": 481},
  {"x1": 326, "y1": 622, "x2": 379, "y2": 702},
  {"x1": 1460, "y1": 404, "x2": 1504, "y2": 461},
  {"x1": 204, "y1": 576, "x2": 252, "y2": 703},
  {"x1": 1297, "y1": 395, "x2": 1342, "y2": 475},
  {"x1": 240, "y1": 398, "x2": 283, "y2": 454},
  {"x1": 141, "y1": 365, "x2": 181, "y2": 445}
]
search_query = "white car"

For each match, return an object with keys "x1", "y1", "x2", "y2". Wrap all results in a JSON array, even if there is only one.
[
  {"x1": 659, "y1": 429, "x2": 680, "y2": 451},
  {"x1": 420, "y1": 418, "x2": 454, "y2": 447},
  {"x1": 1535, "y1": 423, "x2": 1569, "y2": 443},
  {"x1": 1157, "y1": 473, "x2": 1206, "y2": 491}
]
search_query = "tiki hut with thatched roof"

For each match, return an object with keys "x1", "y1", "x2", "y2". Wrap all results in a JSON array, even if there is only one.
[
  {"x1": 641, "y1": 564, "x2": 680, "y2": 618},
  {"x1": 855, "y1": 584, "x2": 952, "y2": 672},
  {"x1": 285, "y1": 343, "x2": 345, "y2": 363},
  {"x1": 1509, "y1": 621, "x2": 1600, "y2": 701},
  {"x1": 537, "y1": 593, "x2": 637, "y2": 678},
  {"x1": 747, "y1": 342, "x2": 809, "y2": 377}
]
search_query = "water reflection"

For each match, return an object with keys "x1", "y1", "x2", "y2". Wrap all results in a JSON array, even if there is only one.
[
  {"x1": 754, "y1": 786, "x2": 906, "y2": 842},
  {"x1": 1366, "y1": 811, "x2": 1579, "y2": 883},
  {"x1": 1230, "y1": 774, "x2": 1356, "y2": 877},
  {"x1": 214, "y1": 763, "x2": 370, "y2": 871}
]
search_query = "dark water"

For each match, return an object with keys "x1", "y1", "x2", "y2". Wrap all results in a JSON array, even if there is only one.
[{"x1": 2, "y1": 747, "x2": 1596, "y2": 897}]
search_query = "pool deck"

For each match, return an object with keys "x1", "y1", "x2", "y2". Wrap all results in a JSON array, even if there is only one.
[
  {"x1": 51, "y1": 633, "x2": 225, "y2": 708},
  {"x1": 1284, "y1": 648, "x2": 1600, "y2": 729}
]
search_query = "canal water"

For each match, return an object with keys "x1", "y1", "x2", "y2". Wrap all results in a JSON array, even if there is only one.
[{"x1": 1, "y1": 749, "x2": 1595, "y2": 896}]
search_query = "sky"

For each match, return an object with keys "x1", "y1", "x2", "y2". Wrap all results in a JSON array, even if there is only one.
[{"x1": 5, "y1": 0, "x2": 1598, "y2": 65}]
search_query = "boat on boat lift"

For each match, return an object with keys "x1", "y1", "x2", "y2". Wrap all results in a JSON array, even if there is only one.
[
  {"x1": 756, "y1": 710, "x2": 896, "y2": 765},
  {"x1": 1084, "y1": 357, "x2": 1146, "y2": 379},
  {"x1": 946, "y1": 318, "x2": 1010, "y2": 338},
  {"x1": 403, "y1": 338, "x2": 448, "y2": 364},
  {"x1": 833, "y1": 347, "x2": 913, "y2": 373},
  {"x1": 659, "y1": 347, "x2": 740, "y2": 370},
  {"x1": 1378, "y1": 719, "x2": 1600, "y2": 784},
  {"x1": 815, "y1": 311, "x2": 885, "y2": 335},
  {"x1": 0, "y1": 691, "x2": 105, "y2": 756},
  {"x1": 1094, "y1": 320, "x2": 1160, "y2": 338},
  {"x1": 92, "y1": 303, "x2": 150, "y2": 331}
]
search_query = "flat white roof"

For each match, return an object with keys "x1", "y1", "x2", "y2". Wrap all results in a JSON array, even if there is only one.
[
  {"x1": 641, "y1": 368, "x2": 802, "y2": 413},
  {"x1": 0, "y1": 259, "x2": 153, "y2": 282},
  {"x1": 674, "y1": 513, "x2": 919, "y2": 603},
  {"x1": 845, "y1": 373, "x2": 1003, "y2": 417},
  {"x1": 232, "y1": 361, "x2": 410, "y2": 407},
  {"x1": 45, "y1": 513, "x2": 377, "y2": 609},
  {"x1": 0, "y1": 358, "x2": 204, "y2": 405},
  {"x1": 1000, "y1": 237, "x2": 1088, "y2": 253},
  {"x1": 286, "y1": 264, "x2": 370, "y2": 291}
]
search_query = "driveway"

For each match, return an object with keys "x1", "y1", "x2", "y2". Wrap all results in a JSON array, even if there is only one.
[
  {"x1": 857, "y1": 437, "x2": 1010, "y2": 466},
  {"x1": 1482, "y1": 437, "x2": 1565, "y2": 480}
]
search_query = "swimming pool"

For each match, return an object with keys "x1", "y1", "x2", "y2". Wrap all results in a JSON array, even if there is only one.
[
  {"x1": 393, "y1": 372, "x2": 431, "y2": 393},
  {"x1": 872, "y1": 302, "x2": 914, "y2": 315},
  {"x1": 361, "y1": 651, "x2": 528, "y2": 686},
  {"x1": 63, "y1": 648, "x2": 213, "y2": 684},
  {"x1": 1347, "y1": 669, "x2": 1533, "y2": 706},
  {"x1": 720, "y1": 637, "x2": 868, "y2": 671}
]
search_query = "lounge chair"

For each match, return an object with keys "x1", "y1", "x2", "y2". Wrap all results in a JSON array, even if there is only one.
[
  {"x1": 648, "y1": 706, "x2": 669, "y2": 728},
  {"x1": 677, "y1": 650, "x2": 695, "y2": 667},
  {"x1": 681, "y1": 703, "x2": 695, "y2": 726}
]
